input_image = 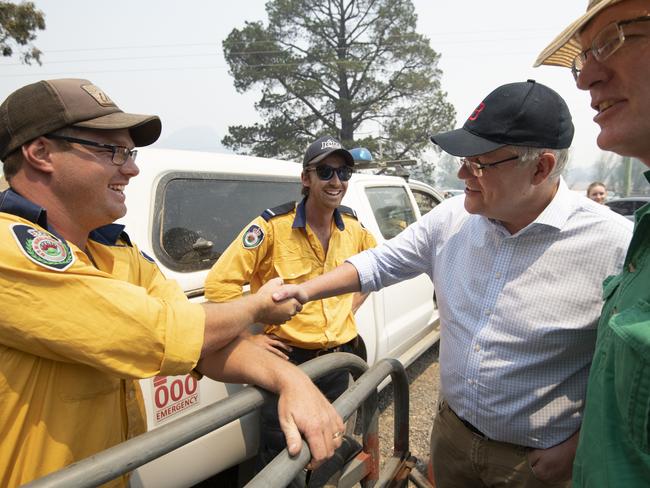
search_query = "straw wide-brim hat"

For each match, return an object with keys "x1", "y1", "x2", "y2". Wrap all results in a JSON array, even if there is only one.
[{"x1": 534, "y1": 0, "x2": 624, "y2": 67}]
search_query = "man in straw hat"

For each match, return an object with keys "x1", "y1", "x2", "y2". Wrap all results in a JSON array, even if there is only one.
[
  {"x1": 536, "y1": 1, "x2": 650, "y2": 485},
  {"x1": 272, "y1": 79, "x2": 632, "y2": 487},
  {"x1": 0, "y1": 79, "x2": 343, "y2": 487}
]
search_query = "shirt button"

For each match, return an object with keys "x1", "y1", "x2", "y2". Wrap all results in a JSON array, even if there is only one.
[
  {"x1": 128, "y1": 390, "x2": 135, "y2": 400},
  {"x1": 628, "y1": 262, "x2": 636, "y2": 273},
  {"x1": 467, "y1": 379, "x2": 474, "y2": 385},
  {"x1": 485, "y1": 309, "x2": 491, "y2": 316},
  {"x1": 495, "y1": 272, "x2": 502, "y2": 279},
  {"x1": 474, "y1": 344, "x2": 481, "y2": 352}
]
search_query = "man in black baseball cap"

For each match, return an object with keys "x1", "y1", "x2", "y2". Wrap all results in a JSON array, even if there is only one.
[
  {"x1": 420, "y1": 80, "x2": 631, "y2": 486},
  {"x1": 429, "y1": 80, "x2": 576, "y2": 229},
  {"x1": 271, "y1": 81, "x2": 632, "y2": 487}
]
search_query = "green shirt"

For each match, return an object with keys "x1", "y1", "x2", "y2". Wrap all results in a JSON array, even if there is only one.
[{"x1": 573, "y1": 171, "x2": 650, "y2": 487}]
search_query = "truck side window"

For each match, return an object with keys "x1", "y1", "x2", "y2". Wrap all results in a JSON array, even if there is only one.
[
  {"x1": 155, "y1": 175, "x2": 301, "y2": 272},
  {"x1": 365, "y1": 186, "x2": 417, "y2": 240},
  {"x1": 411, "y1": 189, "x2": 440, "y2": 215}
]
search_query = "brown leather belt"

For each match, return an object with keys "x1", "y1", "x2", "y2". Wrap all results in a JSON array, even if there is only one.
[
  {"x1": 446, "y1": 402, "x2": 490, "y2": 439},
  {"x1": 459, "y1": 416, "x2": 489, "y2": 439}
]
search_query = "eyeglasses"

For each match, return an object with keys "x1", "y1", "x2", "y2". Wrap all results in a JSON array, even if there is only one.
[
  {"x1": 46, "y1": 134, "x2": 137, "y2": 166},
  {"x1": 307, "y1": 164, "x2": 353, "y2": 181},
  {"x1": 459, "y1": 155, "x2": 519, "y2": 177},
  {"x1": 571, "y1": 15, "x2": 650, "y2": 81}
]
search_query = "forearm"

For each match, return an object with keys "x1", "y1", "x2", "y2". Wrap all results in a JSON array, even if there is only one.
[
  {"x1": 201, "y1": 276, "x2": 302, "y2": 356},
  {"x1": 200, "y1": 294, "x2": 261, "y2": 356},
  {"x1": 196, "y1": 336, "x2": 309, "y2": 393},
  {"x1": 302, "y1": 262, "x2": 362, "y2": 302},
  {"x1": 198, "y1": 335, "x2": 345, "y2": 462}
]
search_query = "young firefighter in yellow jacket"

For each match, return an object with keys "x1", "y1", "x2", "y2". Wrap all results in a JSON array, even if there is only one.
[{"x1": 205, "y1": 135, "x2": 376, "y2": 470}]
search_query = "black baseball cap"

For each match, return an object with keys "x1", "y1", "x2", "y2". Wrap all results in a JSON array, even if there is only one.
[
  {"x1": 303, "y1": 135, "x2": 354, "y2": 167},
  {"x1": 430, "y1": 80, "x2": 574, "y2": 157}
]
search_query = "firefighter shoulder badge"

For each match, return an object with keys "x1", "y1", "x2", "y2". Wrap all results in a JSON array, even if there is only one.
[
  {"x1": 242, "y1": 224, "x2": 264, "y2": 249},
  {"x1": 11, "y1": 224, "x2": 75, "y2": 271}
]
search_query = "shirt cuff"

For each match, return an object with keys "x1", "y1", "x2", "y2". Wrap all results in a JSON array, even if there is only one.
[
  {"x1": 159, "y1": 302, "x2": 206, "y2": 376},
  {"x1": 346, "y1": 251, "x2": 380, "y2": 293}
]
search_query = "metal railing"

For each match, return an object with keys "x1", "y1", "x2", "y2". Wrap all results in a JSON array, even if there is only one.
[{"x1": 25, "y1": 353, "x2": 411, "y2": 488}]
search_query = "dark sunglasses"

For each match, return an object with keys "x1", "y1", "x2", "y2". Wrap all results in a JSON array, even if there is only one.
[{"x1": 308, "y1": 164, "x2": 353, "y2": 181}]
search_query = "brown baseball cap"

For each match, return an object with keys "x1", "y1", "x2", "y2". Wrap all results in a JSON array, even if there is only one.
[
  {"x1": 534, "y1": 0, "x2": 623, "y2": 68},
  {"x1": 0, "y1": 78, "x2": 162, "y2": 160}
]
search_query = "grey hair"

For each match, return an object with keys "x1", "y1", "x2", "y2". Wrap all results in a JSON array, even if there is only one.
[{"x1": 508, "y1": 146, "x2": 570, "y2": 179}]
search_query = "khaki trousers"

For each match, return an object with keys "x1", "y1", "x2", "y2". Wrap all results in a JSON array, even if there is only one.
[{"x1": 430, "y1": 400, "x2": 571, "y2": 488}]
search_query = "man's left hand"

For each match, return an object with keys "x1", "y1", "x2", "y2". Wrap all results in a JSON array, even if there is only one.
[{"x1": 527, "y1": 430, "x2": 579, "y2": 483}]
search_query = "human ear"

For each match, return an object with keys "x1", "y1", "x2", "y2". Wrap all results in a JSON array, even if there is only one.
[
  {"x1": 531, "y1": 152, "x2": 556, "y2": 185},
  {"x1": 21, "y1": 137, "x2": 56, "y2": 175},
  {"x1": 301, "y1": 170, "x2": 312, "y2": 188}
]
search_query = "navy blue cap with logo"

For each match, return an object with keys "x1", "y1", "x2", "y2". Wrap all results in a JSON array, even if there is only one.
[
  {"x1": 303, "y1": 135, "x2": 355, "y2": 167},
  {"x1": 430, "y1": 80, "x2": 574, "y2": 157}
]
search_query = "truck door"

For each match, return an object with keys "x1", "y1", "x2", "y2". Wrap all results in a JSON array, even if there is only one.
[{"x1": 363, "y1": 185, "x2": 436, "y2": 357}]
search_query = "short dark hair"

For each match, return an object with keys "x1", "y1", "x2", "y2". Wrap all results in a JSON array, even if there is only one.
[
  {"x1": 2, "y1": 150, "x2": 23, "y2": 182},
  {"x1": 1, "y1": 126, "x2": 79, "y2": 182}
]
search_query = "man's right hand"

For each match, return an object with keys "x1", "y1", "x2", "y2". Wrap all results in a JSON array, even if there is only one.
[
  {"x1": 254, "y1": 278, "x2": 303, "y2": 324},
  {"x1": 272, "y1": 283, "x2": 309, "y2": 304}
]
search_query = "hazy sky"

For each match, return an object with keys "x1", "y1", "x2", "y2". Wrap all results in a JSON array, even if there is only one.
[{"x1": 0, "y1": 1, "x2": 609, "y2": 176}]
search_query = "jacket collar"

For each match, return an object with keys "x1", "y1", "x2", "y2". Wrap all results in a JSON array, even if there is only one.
[
  {"x1": 0, "y1": 188, "x2": 127, "y2": 245},
  {"x1": 292, "y1": 197, "x2": 345, "y2": 230}
]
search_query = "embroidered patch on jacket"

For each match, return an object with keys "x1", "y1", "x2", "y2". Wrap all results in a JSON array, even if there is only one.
[
  {"x1": 242, "y1": 224, "x2": 264, "y2": 249},
  {"x1": 10, "y1": 224, "x2": 75, "y2": 271}
]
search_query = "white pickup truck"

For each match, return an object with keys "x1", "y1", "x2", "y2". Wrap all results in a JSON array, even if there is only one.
[{"x1": 118, "y1": 148, "x2": 442, "y2": 487}]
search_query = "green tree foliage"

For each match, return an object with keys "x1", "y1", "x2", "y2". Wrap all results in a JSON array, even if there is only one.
[
  {"x1": 0, "y1": 1, "x2": 45, "y2": 65},
  {"x1": 222, "y1": 0, "x2": 455, "y2": 161}
]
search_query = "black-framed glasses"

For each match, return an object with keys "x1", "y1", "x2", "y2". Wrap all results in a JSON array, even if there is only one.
[
  {"x1": 571, "y1": 15, "x2": 650, "y2": 81},
  {"x1": 308, "y1": 164, "x2": 353, "y2": 181},
  {"x1": 46, "y1": 134, "x2": 137, "y2": 166},
  {"x1": 459, "y1": 155, "x2": 519, "y2": 177}
]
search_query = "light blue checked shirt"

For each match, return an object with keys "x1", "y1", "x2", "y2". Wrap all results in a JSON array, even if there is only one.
[{"x1": 348, "y1": 179, "x2": 632, "y2": 448}]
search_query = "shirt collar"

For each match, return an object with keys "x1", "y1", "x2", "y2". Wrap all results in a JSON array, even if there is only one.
[
  {"x1": 292, "y1": 197, "x2": 346, "y2": 231},
  {"x1": 528, "y1": 177, "x2": 572, "y2": 231},
  {"x1": 0, "y1": 188, "x2": 126, "y2": 245},
  {"x1": 488, "y1": 177, "x2": 571, "y2": 237},
  {"x1": 89, "y1": 224, "x2": 129, "y2": 246},
  {"x1": 0, "y1": 188, "x2": 49, "y2": 229}
]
